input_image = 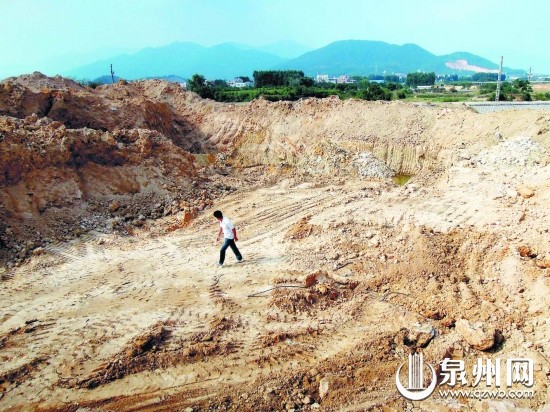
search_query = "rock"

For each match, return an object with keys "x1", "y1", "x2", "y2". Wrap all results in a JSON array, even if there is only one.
[
  {"x1": 305, "y1": 273, "x2": 318, "y2": 288},
  {"x1": 316, "y1": 284, "x2": 328, "y2": 295},
  {"x1": 455, "y1": 319, "x2": 495, "y2": 350},
  {"x1": 319, "y1": 377, "x2": 330, "y2": 399},
  {"x1": 417, "y1": 332, "x2": 435, "y2": 348},
  {"x1": 32, "y1": 246, "x2": 45, "y2": 256},
  {"x1": 311, "y1": 403, "x2": 320, "y2": 409},
  {"x1": 303, "y1": 395, "x2": 312, "y2": 404},
  {"x1": 370, "y1": 237, "x2": 380, "y2": 247},
  {"x1": 516, "y1": 185, "x2": 535, "y2": 199},
  {"x1": 109, "y1": 201, "x2": 120, "y2": 212},
  {"x1": 365, "y1": 231, "x2": 376, "y2": 239},
  {"x1": 505, "y1": 188, "x2": 517, "y2": 198},
  {"x1": 518, "y1": 246, "x2": 537, "y2": 258}
]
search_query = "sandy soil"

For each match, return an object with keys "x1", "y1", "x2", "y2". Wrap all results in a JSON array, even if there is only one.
[
  {"x1": 1, "y1": 160, "x2": 549, "y2": 411},
  {"x1": 0, "y1": 75, "x2": 549, "y2": 411}
]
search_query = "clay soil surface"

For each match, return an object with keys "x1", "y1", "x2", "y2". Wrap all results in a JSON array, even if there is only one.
[{"x1": 0, "y1": 74, "x2": 549, "y2": 411}]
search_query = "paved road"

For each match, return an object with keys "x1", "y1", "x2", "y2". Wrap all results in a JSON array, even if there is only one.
[{"x1": 465, "y1": 101, "x2": 550, "y2": 113}]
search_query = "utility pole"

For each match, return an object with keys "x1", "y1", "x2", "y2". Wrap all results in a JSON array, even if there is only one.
[
  {"x1": 528, "y1": 67, "x2": 532, "y2": 82},
  {"x1": 110, "y1": 64, "x2": 115, "y2": 84},
  {"x1": 495, "y1": 56, "x2": 503, "y2": 102}
]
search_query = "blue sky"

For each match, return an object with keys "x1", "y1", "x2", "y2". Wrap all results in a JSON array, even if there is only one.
[{"x1": 0, "y1": 0, "x2": 548, "y2": 78}]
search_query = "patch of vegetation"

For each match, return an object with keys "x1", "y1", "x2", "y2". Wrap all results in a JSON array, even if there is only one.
[
  {"x1": 406, "y1": 72, "x2": 436, "y2": 87},
  {"x1": 186, "y1": 71, "x2": 542, "y2": 104},
  {"x1": 533, "y1": 92, "x2": 550, "y2": 101},
  {"x1": 188, "y1": 72, "x2": 397, "y2": 102},
  {"x1": 481, "y1": 79, "x2": 534, "y2": 101},
  {"x1": 472, "y1": 72, "x2": 506, "y2": 82}
]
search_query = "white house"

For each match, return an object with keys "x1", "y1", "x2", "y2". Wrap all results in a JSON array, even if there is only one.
[
  {"x1": 228, "y1": 77, "x2": 253, "y2": 88},
  {"x1": 316, "y1": 74, "x2": 329, "y2": 83}
]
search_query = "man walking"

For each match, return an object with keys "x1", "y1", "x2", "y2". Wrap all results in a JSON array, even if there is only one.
[{"x1": 214, "y1": 210, "x2": 242, "y2": 266}]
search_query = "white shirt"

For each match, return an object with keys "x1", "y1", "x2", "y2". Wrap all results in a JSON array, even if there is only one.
[{"x1": 220, "y1": 216, "x2": 235, "y2": 239}]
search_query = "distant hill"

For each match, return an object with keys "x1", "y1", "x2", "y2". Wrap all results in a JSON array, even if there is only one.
[
  {"x1": 65, "y1": 40, "x2": 526, "y2": 81},
  {"x1": 257, "y1": 40, "x2": 312, "y2": 59},
  {"x1": 66, "y1": 42, "x2": 286, "y2": 81},
  {"x1": 277, "y1": 40, "x2": 525, "y2": 76},
  {"x1": 276, "y1": 40, "x2": 437, "y2": 75}
]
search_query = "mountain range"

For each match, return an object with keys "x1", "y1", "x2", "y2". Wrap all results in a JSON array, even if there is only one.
[{"x1": 64, "y1": 40, "x2": 525, "y2": 82}]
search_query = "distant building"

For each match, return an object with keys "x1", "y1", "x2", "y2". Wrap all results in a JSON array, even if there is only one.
[
  {"x1": 228, "y1": 77, "x2": 253, "y2": 88},
  {"x1": 337, "y1": 75, "x2": 356, "y2": 84},
  {"x1": 316, "y1": 74, "x2": 329, "y2": 83},
  {"x1": 315, "y1": 74, "x2": 356, "y2": 84}
]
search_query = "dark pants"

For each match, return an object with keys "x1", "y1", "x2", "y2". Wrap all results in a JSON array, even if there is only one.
[{"x1": 220, "y1": 238, "x2": 242, "y2": 264}]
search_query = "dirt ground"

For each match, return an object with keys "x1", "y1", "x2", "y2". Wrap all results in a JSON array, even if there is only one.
[
  {"x1": 0, "y1": 74, "x2": 549, "y2": 411},
  {"x1": 532, "y1": 83, "x2": 550, "y2": 93}
]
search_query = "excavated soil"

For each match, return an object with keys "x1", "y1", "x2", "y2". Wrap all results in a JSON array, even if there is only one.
[{"x1": 0, "y1": 73, "x2": 549, "y2": 411}]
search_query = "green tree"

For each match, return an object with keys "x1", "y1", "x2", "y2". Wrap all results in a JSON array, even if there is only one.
[
  {"x1": 406, "y1": 72, "x2": 436, "y2": 87},
  {"x1": 253, "y1": 70, "x2": 307, "y2": 87},
  {"x1": 188, "y1": 74, "x2": 206, "y2": 92},
  {"x1": 300, "y1": 77, "x2": 314, "y2": 87},
  {"x1": 512, "y1": 79, "x2": 533, "y2": 101},
  {"x1": 384, "y1": 74, "x2": 401, "y2": 83},
  {"x1": 211, "y1": 79, "x2": 227, "y2": 87}
]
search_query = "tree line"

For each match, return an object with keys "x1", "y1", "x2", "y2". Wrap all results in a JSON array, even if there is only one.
[
  {"x1": 187, "y1": 71, "x2": 411, "y2": 102},
  {"x1": 186, "y1": 70, "x2": 542, "y2": 103}
]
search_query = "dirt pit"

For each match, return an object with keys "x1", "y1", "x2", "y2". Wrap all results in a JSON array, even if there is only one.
[
  {"x1": 1, "y1": 174, "x2": 549, "y2": 411},
  {"x1": 0, "y1": 76, "x2": 549, "y2": 411}
]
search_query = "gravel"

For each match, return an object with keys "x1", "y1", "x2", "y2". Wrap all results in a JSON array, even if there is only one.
[
  {"x1": 354, "y1": 152, "x2": 395, "y2": 178},
  {"x1": 474, "y1": 136, "x2": 547, "y2": 167}
]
